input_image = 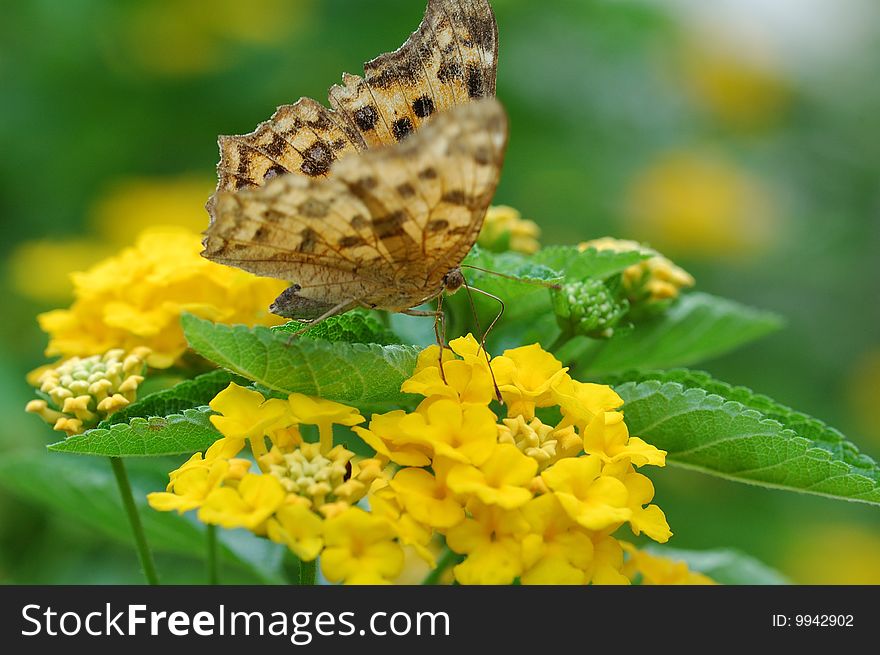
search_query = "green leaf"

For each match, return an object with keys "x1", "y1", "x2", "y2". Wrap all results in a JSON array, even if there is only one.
[
  {"x1": 182, "y1": 314, "x2": 419, "y2": 407},
  {"x1": 0, "y1": 452, "x2": 284, "y2": 583},
  {"x1": 643, "y1": 546, "x2": 790, "y2": 585},
  {"x1": 98, "y1": 369, "x2": 242, "y2": 428},
  {"x1": 48, "y1": 407, "x2": 220, "y2": 457},
  {"x1": 531, "y1": 245, "x2": 649, "y2": 280},
  {"x1": 579, "y1": 292, "x2": 783, "y2": 375},
  {"x1": 614, "y1": 373, "x2": 880, "y2": 506},
  {"x1": 461, "y1": 246, "x2": 562, "y2": 321},
  {"x1": 272, "y1": 308, "x2": 402, "y2": 345}
]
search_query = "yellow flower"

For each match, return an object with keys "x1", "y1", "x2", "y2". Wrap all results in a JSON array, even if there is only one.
[
  {"x1": 90, "y1": 176, "x2": 215, "y2": 244},
  {"x1": 498, "y1": 414, "x2": 582, "y2": 470},
  {"x1": 520, "y1": 494, "x2": 594, "y2": 585},
  {"x1": 266, "y1": 504, "x2": 324, "y2": 562},
  {"x1": 389, "y1": 462, "x2": 465, "y2": 529},
  {"x1": 477, "y1": 205, "x2": 541, "y2": 255},
  {"x1": 402, "y1": 335, "x2": 496, "y2": 405},
  {"x1": 38, "y1": 227, "x2": 287, "y2": 368},
  {"x1": 585, "y1": 534, "x2": 629, "y2": 585},
  {"x1": 353, "y1": 411, "x2": 434, "y2": 467},
  {"x1": 582, "y1": 411, "x2": 666, "y2": 468},
  {"x1": 619, "y1": 470, "x2": 672, "y2": 543},
  {"x1": 321, "y1": 507, "x2": 404, "y2": 585},
  {"x1": 147, "y1": 438, "x2": 246, "y2": 513},
  {"x1": 445, "y1": 444, "x2": 537, "y2": 509},
  {"x1": 446, "y1": 502, "x2": 529, "y2": 585},
  {"x1": 288, "y1": 393, "x2": 364, "y2": 454},
  {"x1": 681, "y1": 38, "x2": 789, "y2": 130},
  {"x1": 579, "y1": 237, "x2": 695, "y2": 304},
  {"x1": 624, "y1": 149, "x2": 779, "y2": 258},
  {"x1": 209, "y1": 383, "x2": 291, "y2": 460},
  {"x1": 198, "y1": 473, "x2": 286, "y2": 531},
  {"x1": 9, "y1": 239, "x2": 116, "y2": 303},
  {"x1": 26, "y1": 347, "x2": 150, "y2": 436},
  {"x1": 541, "y1": 457, "x2": 631, "y2": 531},
  {"x1": 551, "y1": 376, "x2": 624, "y2": 430},
  {"x1": 409, "y1": 397, "x2": 498, "y2": 466},
  {"x1": 369, "y1": 484, "x2": 437, "y2": 567},
  {"x1": 622, "y1": 543, "x2": 715, "y2": 585},
  {"x1": 265, "y1": 442, "x2": 380, "y2": 515},
  {"x1": 493, "y1": 344, "x2": 569, "y2": 419}
]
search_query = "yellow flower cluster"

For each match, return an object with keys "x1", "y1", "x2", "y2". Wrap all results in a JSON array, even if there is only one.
[
  {"x1": 621, "y1": 544, "x2": 716, "y2": 585},
  {"x1": 580, "y1": 237, "x2": 695, "y2": 304},
  {"x1": 26, "y1": 348, "x2": 150, "y2": 436},
  {"x1": 38, "y1": 227, "x2": 287, "y2": 369},
  {"x1": 148, "y1": 383, "x2": 395, "y2": 584},
  {"x1": 150, "y1": 338, "x2": 677, "y2": 585},
  {"x1": 477, "y1": 205, "x2": 542, "y2": 255},
  {"x1": 358, "y1": 335, "x2": 672, "y2": 585}
]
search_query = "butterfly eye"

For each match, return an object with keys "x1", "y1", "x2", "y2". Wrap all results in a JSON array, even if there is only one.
[{"x1": 444, "y1": 269, "x2": 465, "y2": 294}]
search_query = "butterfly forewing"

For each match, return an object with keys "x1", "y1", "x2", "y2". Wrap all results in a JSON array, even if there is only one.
[{"x1": 209, "y1": 0, "x2": 497, "y2": 206}]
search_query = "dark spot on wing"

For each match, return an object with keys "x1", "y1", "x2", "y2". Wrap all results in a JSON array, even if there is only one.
[
  {"x1": 427, "y1": 219, "x2": 449, "y2": 233},
  {"x1": 350, "y1": 215, "x2": 369, "y2": 230},
  {"x1": 298, "y1": 199, "x2": 329, "y2": 219},
  {"x1": 300, "y1": 141, "x2": 334, "y2": 177},
  {"x1": 392, "y1": 117, "x2": 414, "y2": 142},
  {"x1": 418, "y1": 167, "x2": 438, "y2": 181},
  {"x1": 442, "y1": 190, "x2": 467, "y2": 205},
  {"x1": 396, "y1": 183, "x2": 416, "y2": 198},
  {"x1": 354, "y1": 105, "x2": 379, "y2": 132},
  {"x1": 297, "y1": 227, "x2": 319, "y2": 253},
  {"x1": 474, "y1": 146, "x2": 492, "y2": 166},
  {"x1": 339, "y1": 235, "x2": 365, "y2": 248},
  {"x1": 412, "y1": 95, "x2": 435, "y2": 118},
  {"x1": 372, "y1": 211, "x2": 408, "y2": 239},
  {"x1": 263, "y1": 164, "x2": 287, "y2": 181},
  {"x1": 353, "y1": 176, "x2": 378, "y2": 192},
  {"x1": 437, "y1": 60, "x2": 463, "y2": 84},
  {"x1": 264, "y1": 133, "x2": 288, "y2": 158},
  {"x1": 466, "y1": 63, "x2": 485, "y2": 99}
]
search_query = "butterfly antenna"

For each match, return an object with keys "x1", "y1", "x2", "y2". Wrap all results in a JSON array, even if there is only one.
[
  {"x1": 461, "y1": 264, "x2": 562, "y2": 291},
  {"x1": 461, "y1": 275, "x2": 504, "y2": 403}
]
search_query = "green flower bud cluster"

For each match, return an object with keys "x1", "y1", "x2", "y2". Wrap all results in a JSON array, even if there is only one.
[{"x1": 552, "y1": 280, "x2": 628, "y2": 339}]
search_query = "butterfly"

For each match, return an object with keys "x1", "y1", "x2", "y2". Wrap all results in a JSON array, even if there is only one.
[{"x1": 202, "y1": 0, "x2": 506, "y2": 327}]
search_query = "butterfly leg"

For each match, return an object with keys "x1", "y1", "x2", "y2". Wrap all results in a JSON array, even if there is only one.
[{"x1": 401, "y1": 300, "x2": 449, "y2": 383}]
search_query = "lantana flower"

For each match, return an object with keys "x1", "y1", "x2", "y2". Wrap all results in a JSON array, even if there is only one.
[
  {"x1": 150, "y1": 334, "x2": 675, "y2": 586},
  {"x1": 37, "y1": 227, "x2": 287, "y2": 369}
]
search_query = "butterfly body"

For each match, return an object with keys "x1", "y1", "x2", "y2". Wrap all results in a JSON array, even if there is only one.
[{"x1": 202, "y1": 0, "x2": 505, "y2": 323}]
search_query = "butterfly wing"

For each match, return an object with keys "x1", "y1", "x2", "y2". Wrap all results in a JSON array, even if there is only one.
[
  {"x1": 203, "y1": 99, "x2": 509, "y2": 317},
  {"x1": 210, "y1": 0, "x2": 497, "y2": 202}
]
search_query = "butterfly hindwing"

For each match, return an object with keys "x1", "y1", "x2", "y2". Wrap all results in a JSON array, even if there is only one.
[{"x1": 203, "y1": 99, "x2": 509, "y2": 316}]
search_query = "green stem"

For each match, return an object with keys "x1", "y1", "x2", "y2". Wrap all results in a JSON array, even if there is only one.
[
  {"x1": 546, "y1": 327, "x2": 575, "y2": 356},
  {"x1": 299, "y1": 558, "x2": 318, "y2": 586},
  {"x1": 109, "y1": 457, "x2": 159, "y2": 585},
  {"x1": 421, "y1": 547, "x2": 461, "y2": 585},
  {"x1": 206, "y1": 524, "x2": 219, "y2": 585}
]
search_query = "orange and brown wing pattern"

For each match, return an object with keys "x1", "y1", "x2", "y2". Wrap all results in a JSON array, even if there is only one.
[
  {"x1": 203, "y1": 99, "x2": 508, "y2": 315},
  {"x1": 328, "y1": 0, "x2": 498, "y2": 148},
  {"x1": 209, "y1": 0, "x2": 497, "y2": 208}
]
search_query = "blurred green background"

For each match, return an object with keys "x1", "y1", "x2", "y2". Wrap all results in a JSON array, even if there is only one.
[{"x1": 2, "y1": 0, "x2": 878, "y2": 583}]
